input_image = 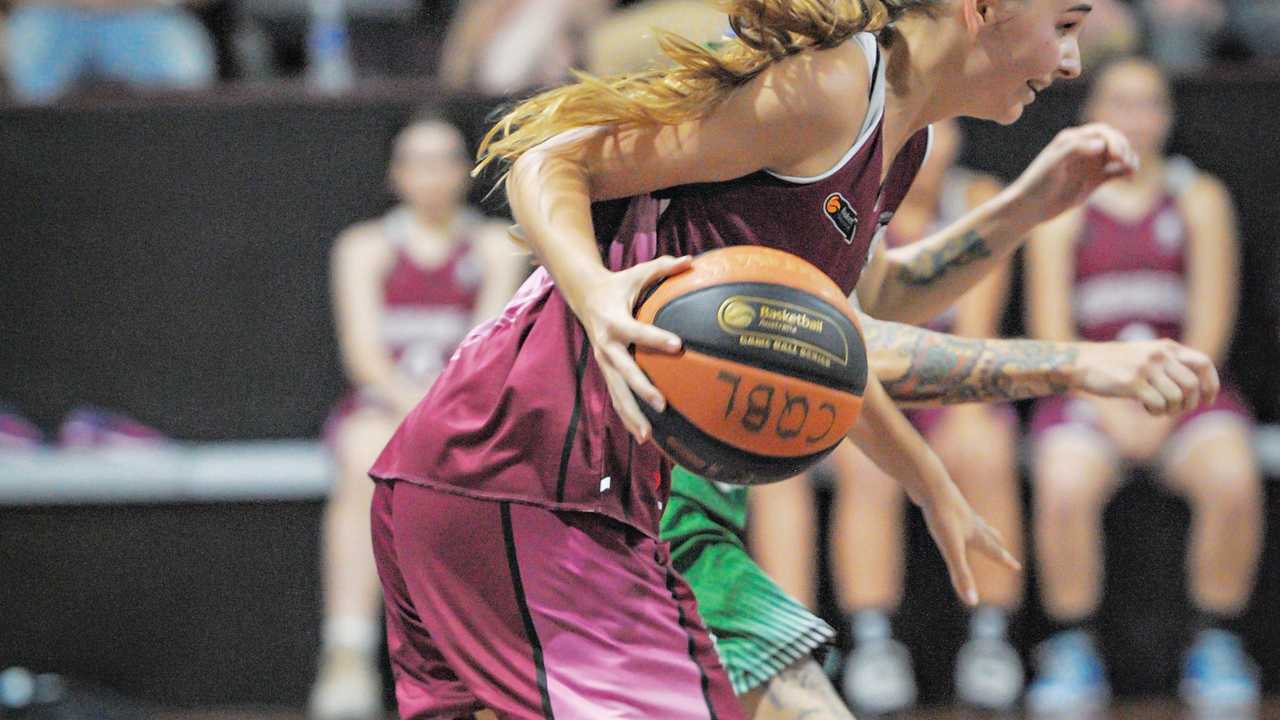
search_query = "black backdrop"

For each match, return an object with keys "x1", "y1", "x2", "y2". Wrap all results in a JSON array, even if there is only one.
[
  {"x1": 2, "y1": 79, "x2": 1278, "y2": 438},
  {"x1": 2, "y1": 78, "x2": 1279, "y2": 708}
]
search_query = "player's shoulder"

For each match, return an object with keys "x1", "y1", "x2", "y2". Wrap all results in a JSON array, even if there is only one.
[
  {"x1": 332, "y1": 218, "x2": 395, "y2": 263},
  {"x1": 961, "y1": 169, "x2": 1004, "y2": 207},
  {"x1": 753, "y1": 34, "x2": 874, "y2": 129},
  {"x1": 1172, "y1": 161, "x2": 1234, "y2": 218}
]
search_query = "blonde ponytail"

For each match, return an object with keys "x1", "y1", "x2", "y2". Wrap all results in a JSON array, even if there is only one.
[{"x1": 475, "y1": 0, "x2": 934, "y2": 178}]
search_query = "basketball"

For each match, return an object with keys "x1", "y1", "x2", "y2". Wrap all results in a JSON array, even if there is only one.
[{"x1": 635, "y1": 246, "x2": 868, "y2": 485}]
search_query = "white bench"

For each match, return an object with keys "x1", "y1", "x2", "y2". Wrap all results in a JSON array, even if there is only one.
[{"x1": 3, "y1": 427, "x2": 1280, "y2": 505}]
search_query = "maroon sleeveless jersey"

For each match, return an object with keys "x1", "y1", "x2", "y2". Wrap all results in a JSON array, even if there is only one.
[
  {"x1": 1071, "y1": 158, "x2": 1196, "y2": 344},
  {"x1": 370, "y1": 34, "x2": 931, "y2": 537},
  {"x1": 376, "y1": 208, "x2": 484, "y2": 383}
]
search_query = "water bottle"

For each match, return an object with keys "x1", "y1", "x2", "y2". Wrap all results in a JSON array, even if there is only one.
[
  {"x1": 307, "y1": 0, "x2": 355, "y2": 94},
  {"x1": 0, "y1": 667, "x2": 64, "y2": 711}
]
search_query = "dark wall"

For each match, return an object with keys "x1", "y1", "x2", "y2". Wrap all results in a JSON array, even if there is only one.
[
  {"x1": 3, "y1": 79, "x2": 1277, "y2": 441},
  {"x1": 0, "y1": 90, "x2": 501, "y2": 440}
]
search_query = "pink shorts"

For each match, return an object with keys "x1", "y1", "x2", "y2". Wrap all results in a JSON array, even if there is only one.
[
  {"x1": 1030, "y1": 385, "x2": 1252, "y2": 458},
  {"x1": 370, "y1": 479, "x2": 744, "y2": 720},
  {"x1": 904, "y1": 404, "x2": 1018, "y2": 439}
]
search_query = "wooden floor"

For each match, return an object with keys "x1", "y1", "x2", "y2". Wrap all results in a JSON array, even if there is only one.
[{"x1": 157, "y1": 699, "x2": 1280, "y2": 720}]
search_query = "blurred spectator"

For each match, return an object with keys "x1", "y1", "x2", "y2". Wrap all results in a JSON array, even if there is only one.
[
  {"x1": 586, "y1": 0, "x2": 726, "y2": 76},
  {"x1": 1025, "y1": 57, "x2": 1262, "y2": 717},
  {"x1": 1226, "y1": 0, "x2": 1280, "y2": 61},
  {"x1": 438, "y1": 0, "x2": 612, "y2": 96},
  {"x1": 2, "y1": 0, "x2": 216, "y2": 104},
  {"x1": 1141, "y1": 0, "x2": 1226, "y2": 75},
  {"x1": 310, "y1": 113, "x2": 523, "y2": 720},
  {"x1": 1077, "y1": 0, "x2": 1142, "y2": 68},
  {"x1": 232, "y1": 0, "x2": 431, "y2": 82}
]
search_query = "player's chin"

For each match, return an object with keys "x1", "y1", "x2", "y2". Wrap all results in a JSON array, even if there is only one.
[
  {"x1": 969, "y1": 97, "x2": 1028, "y2": 126},
  {"x1": 993, "y1": 100, "x2": 1028, "y2": 126}
]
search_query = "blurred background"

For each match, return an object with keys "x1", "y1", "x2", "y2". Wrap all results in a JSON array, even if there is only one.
[{"x1": 1, "y1": 0, "x2": 1279, "y2": 718}]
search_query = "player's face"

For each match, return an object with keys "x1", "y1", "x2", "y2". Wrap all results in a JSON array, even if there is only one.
[
  {"x1": 1085, "y1": 62, "x2": 1172, "y2": 159},
  {"x1": 965, "y1": 0, "x2": 1090, "y2": 124},
  {"x1": 390, "y1": 122, "x2": 470, "y2": 214}
]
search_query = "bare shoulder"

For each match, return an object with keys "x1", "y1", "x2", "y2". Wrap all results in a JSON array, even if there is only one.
[
  {"x1": 1033, "y1": 205, "x2": 1084, "y2": 245},
  {"x1": 758, "y1": 39, "x2": 872, "y2": 132},
  {"x1": 472, "y1": 219, "x2": 521, "y2": 255},
  {"x1": 1184, "y1": 170, "x2": 1234, "y2": 212},
  {"x1": 332, "y1": 219, "x2": 395, "y2": 267},
  {"x1": 964, "y1": 171, "x2": 1005, "y2": 208}
]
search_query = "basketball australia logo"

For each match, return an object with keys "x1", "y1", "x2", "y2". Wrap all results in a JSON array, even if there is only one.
[
  {"x1": 823, "y1": 193, "x2": 858, "y2": 244},
  {"x1": 716, "y1": 295, "x2": 851, "y2": 370}
]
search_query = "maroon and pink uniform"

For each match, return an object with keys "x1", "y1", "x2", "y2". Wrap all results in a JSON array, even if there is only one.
[
  {"x1": 1032, "y1": 158, "x2": 1249, "y2": 443},
  {"x1": 326, "y1": 207, "x2": 483, "y2": 438},
  {"x1": 370, "y1": 34, "x2": 930, "y2": 719}
]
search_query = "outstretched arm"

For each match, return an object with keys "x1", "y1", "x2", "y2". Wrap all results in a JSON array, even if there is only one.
[
  {"x1": 847, "y1": 373, "x2": 1018, "y2": 607},
  {"x1": 859, "y1": 124, "x2": 1140, "y2": 324},
  {"x1": 861, "y1": 313, "x2": 1219, "y2": 414}
]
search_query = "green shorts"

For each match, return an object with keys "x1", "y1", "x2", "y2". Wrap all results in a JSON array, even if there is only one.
[{"x1": 663, "y1": 467, "x2": 835, "y2": 695}]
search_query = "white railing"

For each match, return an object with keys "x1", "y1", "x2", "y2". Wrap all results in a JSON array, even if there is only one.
[{"x1": 3, "y1": 427, "x2": 1280, "y2": 505}]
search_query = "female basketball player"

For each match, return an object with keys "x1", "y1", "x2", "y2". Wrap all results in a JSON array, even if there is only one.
[
  {"x1": 310, "y1": 116, "x2": 523, "y2": 720},
  {"x1": 368, "y1": 3, "x2": 1218, "y2": 718},
  {"x1": 1025, "y1": 57, "x2": 1262, "y2": 717}
]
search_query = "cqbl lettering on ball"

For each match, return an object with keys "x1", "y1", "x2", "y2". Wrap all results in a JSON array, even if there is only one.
[{"x1": 635, "y1": 246, "x2": 868, "y2": 485}]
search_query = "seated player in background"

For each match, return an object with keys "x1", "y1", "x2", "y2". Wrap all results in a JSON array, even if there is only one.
[
  {"x1": 747, "y1": 120, "x2": 1024, "y2": 716},
  {"x1": 310, "y1": 114, "x2": 523, "y2": 720},
  {"x1": 1024, "y1": 56, "x2": 1263, "y2": 718}
]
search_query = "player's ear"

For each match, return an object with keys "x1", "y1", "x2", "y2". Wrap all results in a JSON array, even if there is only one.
[{"x1": 962, "y1": 0, "x2": 1000, "y2": 33}]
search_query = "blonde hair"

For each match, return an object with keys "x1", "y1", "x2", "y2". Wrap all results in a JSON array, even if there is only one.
[{"x1": 475, "y1": 0, "x2": 941, "y2": 178}]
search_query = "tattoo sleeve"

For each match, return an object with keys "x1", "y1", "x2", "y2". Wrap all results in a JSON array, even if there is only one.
[
  {"x1": 861, "y1": 315, "x2": 1079, "y2": 406},
  {"x1": 895, "y1": 229, "x2": 993, "y2": 287}
]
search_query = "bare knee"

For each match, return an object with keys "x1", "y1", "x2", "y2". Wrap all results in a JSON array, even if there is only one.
[
  {"x1": 1171, "y1": 426, "x2": 1262, "y2": 520},
  {"x1": 1034, "y1": 437, "x2": 1113, "y2": 525}
]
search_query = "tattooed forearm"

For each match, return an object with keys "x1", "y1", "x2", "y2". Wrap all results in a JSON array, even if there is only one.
[
  {"x1": 895, "y1": 229, "x2": 993, "y2": 287},
  {"x1": 861, "y1": 316, "x2": 1079, "y2": 406}
]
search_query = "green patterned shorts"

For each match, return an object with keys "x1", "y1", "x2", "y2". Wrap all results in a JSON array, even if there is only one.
[{"x1": 663, "y1": 467, "x2": 835, "y2": 695}]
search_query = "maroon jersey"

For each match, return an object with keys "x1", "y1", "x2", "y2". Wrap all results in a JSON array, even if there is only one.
[
  {"x1": 1071, "y1": 158, "x2": 1196, "y2": 343},
  {"x1": 881, "y1": 166, "x2": 977, "y2": 333},
  {"x1": 371, "y1": 34, "x2": 931, "y2": 537},
  {"x1": 377, "y1": 208, "x2": 484, "y2": 384}
]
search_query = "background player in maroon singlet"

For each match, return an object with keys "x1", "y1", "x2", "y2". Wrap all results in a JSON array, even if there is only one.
[
  {"x1": 365, "y1": 3, "x2": 1222, "y2": 717},
  {"x1": 310, "y1": 116, "x2": 523, "y2": 720},
  {"x1": 1025, "y1": 57, "x2": 1263, "y2": 717}
]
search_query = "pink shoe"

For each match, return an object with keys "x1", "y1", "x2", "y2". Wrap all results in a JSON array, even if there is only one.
[
  {"x1": 0, "y1": 404, "x2": 43, "y2": 449},
  {"x1": 58, "y1": 407, "x2": 168, "y2": 449}
]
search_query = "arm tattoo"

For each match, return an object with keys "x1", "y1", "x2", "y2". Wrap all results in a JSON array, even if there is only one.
[
  {"x1": 862, "y1": 316, "x2": 1079, "y2": 405},
  {"x1": 896, "y1": 229, "x2": 992, "y2": 287}
]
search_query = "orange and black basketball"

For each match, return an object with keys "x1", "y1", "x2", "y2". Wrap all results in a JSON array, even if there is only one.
[{"x1": 635, "y1": 245, "x2": 867, "y2": 485}]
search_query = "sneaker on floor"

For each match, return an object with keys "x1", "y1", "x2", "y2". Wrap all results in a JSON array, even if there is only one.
[
  {"x1": 308, "y1": 647, "x2": 384, "y2": 720},
  {"x1": 58, "y1": 406, "x2": 168, "y2": 449},
  {"x1": 842, "y1": 638, "x2": 917, "y2": 715},
  {"x1": 1181, "y1": 629, "x2": 1260, "y2": 718},
  {"x1": 955, "y1": 634, "x2": 1025, "y2": 711},
  {"x1": 0, "y1": 405, "x2": 43, "y2": 450},
  {"x1": 1026, "y1": 630, "x2": 1110, "y2": 718}
]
